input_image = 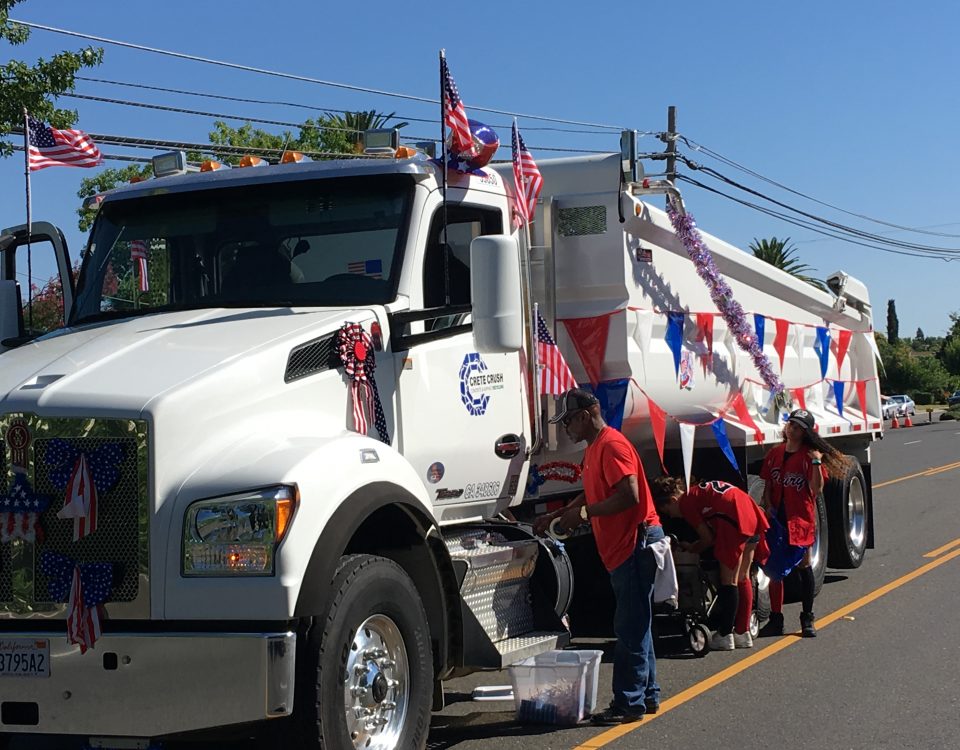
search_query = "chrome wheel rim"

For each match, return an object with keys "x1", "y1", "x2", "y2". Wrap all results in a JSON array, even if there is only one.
[
  {"x1": 344, "y1": 614, "x2": 409, "y2": 749},
  {"x1": 846, "y1": 476, "x2": 866, "y2": 553},
  {"x1": 810, "y1": 499, "x2": 823, "y2": 570}
]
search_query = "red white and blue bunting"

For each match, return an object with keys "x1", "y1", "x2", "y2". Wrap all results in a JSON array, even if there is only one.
[
  {"x1": 46, "y1": 439, "x2": 125, "y2": 542},
  {"x1": 40, "y1": 551, "x2": 113, "y2": 654}
]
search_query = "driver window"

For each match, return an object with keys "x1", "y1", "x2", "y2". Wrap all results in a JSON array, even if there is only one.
[{"x1": 423, "y1": 206, "x2": 502, "y2": 310}]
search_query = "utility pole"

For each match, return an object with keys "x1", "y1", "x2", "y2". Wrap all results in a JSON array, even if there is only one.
[{"x1": 665, "y1": 105, "x2": 677, "y2": 210}]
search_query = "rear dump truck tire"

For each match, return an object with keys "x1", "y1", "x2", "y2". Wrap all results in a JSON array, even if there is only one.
[
  {"x1": 825, "y1": 458, "x2": 868, "y2": 569},
  {"x1": 283, "y1": 554, "x2": 433, "y2": 750}
]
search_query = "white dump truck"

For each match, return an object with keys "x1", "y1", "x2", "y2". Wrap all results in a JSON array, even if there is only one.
[{"x1": 0, "y1": 135, "x2": 880, "y2": 748}]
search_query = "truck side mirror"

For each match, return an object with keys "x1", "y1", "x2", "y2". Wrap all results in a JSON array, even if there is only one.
[{"x1": 470, "y1": 235, "x2": 523, "y2": 353}]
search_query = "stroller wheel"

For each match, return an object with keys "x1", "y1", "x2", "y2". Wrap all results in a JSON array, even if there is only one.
[{"x1": 687, "y1": 622, "x2": 710, "y2": 657}]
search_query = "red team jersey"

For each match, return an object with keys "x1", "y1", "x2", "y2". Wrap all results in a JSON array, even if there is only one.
[
  {"x1": 679, "y1": 481, "x2": 769, "y2": 570},
  {"x1": 582, "y1": 427, "x2": 660, "y2": 572},
  {"x1": 760, "y1": 443, "x2": 826, "y2": 547}
]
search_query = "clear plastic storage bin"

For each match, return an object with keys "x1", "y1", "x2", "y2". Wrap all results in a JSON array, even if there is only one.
[{"x1": 508, "y1": 649, "x2": 603, "y2": 725}]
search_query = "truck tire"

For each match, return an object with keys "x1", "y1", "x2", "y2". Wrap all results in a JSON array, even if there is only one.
[
  {"x1": 785, "y1": 492, "x2": 828, "y2": 600},
  {"x1": 290, "y1": 554, "x2": 433, "y2": 750},
  {"x1": 825, "y1": 458, "x2": 868, "y2": 569}
]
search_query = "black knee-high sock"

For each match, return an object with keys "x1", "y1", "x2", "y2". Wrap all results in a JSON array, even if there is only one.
[
  {"x1": 799, "y1": 567, "x2": 815, "y2": 614},
  {"x1": 709, "y1": 585, "x2": 739, "y2": 636}
]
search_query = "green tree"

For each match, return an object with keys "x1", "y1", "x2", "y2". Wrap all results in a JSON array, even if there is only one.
[
  {"x1": 941, "y1": 337, "x2": 960, "y2": 377},
  {"x1": 1, "y1": 0, "x2": 103, "y2": 157},
  {"x1": 887, "y1": 300, "x2": 899, "y2": 344},
  {"x1": 749, "y1": 237, "x2": 827, "y2": 291},
  {"x1": 915, "y1": 327, "x2": 925, "y2": 342}
]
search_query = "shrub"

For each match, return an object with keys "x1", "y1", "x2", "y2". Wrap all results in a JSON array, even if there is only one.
[{"x1": 912, "y1": 391, "x2": 933, "y2": 405}]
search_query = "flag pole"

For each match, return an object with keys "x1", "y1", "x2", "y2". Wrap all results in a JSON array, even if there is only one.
[
  {"x1": 514, "y1": 119, "x2": 544, "y2": 453},
  {"x1": 22, "y1": 108, "x2": 33, "y2": 333},
  {"x1": 439, "y1": 49, "x2": 450, "y2": 307}
]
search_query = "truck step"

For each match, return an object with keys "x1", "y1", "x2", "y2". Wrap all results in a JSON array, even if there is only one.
[{"x1": 494, "y1": 631, "x2": 570, "y2": 669}]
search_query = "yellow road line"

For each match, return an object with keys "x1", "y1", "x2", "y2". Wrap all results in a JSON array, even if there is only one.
[
  {"x1": 873, "y1": 460, "x2": 960, "y2": 489},
  {"x1": 572, "y1": 546, "x2": 960, "y2": 749},
  {"x1": 923, "y1": 538, "x2": 960, "y2": 558}
]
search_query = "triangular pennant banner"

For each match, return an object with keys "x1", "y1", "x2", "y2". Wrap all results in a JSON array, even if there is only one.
[
  {"x1": 792, "y1": 323, "x2": 805, "y2": 361},
  {"x1": 753, "y1": 314, "x2": 766, "y2": 351},
  {"x1": 774, "y1": 318, "x2": 790, "y2": 371},
  {"x1": 647, "y1": 396, "x2": 668, "y2": 473},
  {"x1": 711, "y1": 419, "x2": 739, "y2": 472},
  {"x1": 732, "y1": 392, "x2": 764, "y2": 444},
  {"x1": 562, "y1": 314, "x2": 612, "y2": 387},
  {"x1": 835, "y1": 329, "x2": 853, "y2": 373},
  {"x1": 679, "y1": 423, "x2": 696, "y2": 492},
  {"x1": 791, "y1": 387, "x2": 806, "y2": 411},
  {"x1": 636, "y1": 310, "x2": 654, "y2": 375},
  {"x1": 833, "y1": 380, "x2": 845, "y2": 418},
  {"x1": 589, "y1": 379, "x2": 630, "y2": 431},
  {"x1": 814, "y1": 326, "x2": 831, "y2": 379},
  {"x1": 696, "y1": 313, "x2": 715, "y2": 361},
  {"x1": 665, "y1": 312, "x2": 685, "y2": 379},
  {"x1": 855, "y1": 380, "x2": 868, "y2": 425}
]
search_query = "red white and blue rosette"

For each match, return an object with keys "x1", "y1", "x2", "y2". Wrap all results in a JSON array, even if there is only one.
[{"x1": 337, "y1": 323, "x2": 389, "y2": 444}]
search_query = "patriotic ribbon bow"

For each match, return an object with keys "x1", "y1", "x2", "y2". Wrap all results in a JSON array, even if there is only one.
[
  {"x1": 46, "y1": 439, "x2": 125, "y2": 541},
  {"x1": 39, "y1": 551, "x2": 113, "y2": 654},
  {"x1": 0, "y1": 473, "x2": 51, "y2": 543},
  {"x1": 525, "y1": 461, "x2": 582, "y2": 497},
  {"x1": 337, "y1": 323, "x2": 389, "y2": 444}
]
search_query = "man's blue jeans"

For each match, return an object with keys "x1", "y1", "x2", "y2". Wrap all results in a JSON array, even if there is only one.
[{"x1": 608, "y1": 524, "x2": 664, "y2": 713}]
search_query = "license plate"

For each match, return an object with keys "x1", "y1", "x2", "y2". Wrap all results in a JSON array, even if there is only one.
[{"x1": 0, "y1": 638, "x2": 51, "y2": 678}]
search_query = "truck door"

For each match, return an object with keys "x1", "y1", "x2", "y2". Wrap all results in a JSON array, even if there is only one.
[
  {"x1": 394, "y1": 203, "x2": 529, "y2": 519},
  {"x1": 0, "y1": 222, "x2": 74, "y2": 354}
]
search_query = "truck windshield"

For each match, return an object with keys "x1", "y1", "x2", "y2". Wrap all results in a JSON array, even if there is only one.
[{"x1": 70, "y1": 174, "x2": 413, "y2": 325}]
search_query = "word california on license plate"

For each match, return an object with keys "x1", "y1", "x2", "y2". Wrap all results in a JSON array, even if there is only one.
[{"x1": 0, "y1": 638, "x2": 51, "y2": 678}]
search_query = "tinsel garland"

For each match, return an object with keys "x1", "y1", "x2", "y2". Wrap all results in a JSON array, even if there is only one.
[
  {"x1": 526, "y1": 461, "x2": 582, "y2": 496},
  {"x1": 667, "y1": 207, "x2": 784, "y2": 398}
]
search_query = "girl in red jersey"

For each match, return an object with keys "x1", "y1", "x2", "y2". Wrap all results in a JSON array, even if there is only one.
[
  {"x1": 652, "y1": 476, "x2": 769, "y2": 651},
  {"x1": 758, "y1": 409, "x2": 850, "y2": 638}
]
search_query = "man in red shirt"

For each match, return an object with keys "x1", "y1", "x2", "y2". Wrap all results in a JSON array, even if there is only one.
[{"x1": 534, "y1": 388, "x2": 663, "y2": 725}]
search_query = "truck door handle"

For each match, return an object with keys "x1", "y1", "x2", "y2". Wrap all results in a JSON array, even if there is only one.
[{"x1": 494, "y1": 434, "x2": 522, "y2": 459}]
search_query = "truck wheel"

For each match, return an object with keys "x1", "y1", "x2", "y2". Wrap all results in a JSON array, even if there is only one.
[
  {"x1": 825, "y1": 458, "x2": 868, "y2": 569},
  {"x1": 753, "y1": 567, "x2": 771, "y2": 622},
  {"x1": 291, "y1": 554, "x2": 433, "y2": 750}
]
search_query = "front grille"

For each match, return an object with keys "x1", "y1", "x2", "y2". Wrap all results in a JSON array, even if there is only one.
[{"x1": 0, "y1": 415, "x2": 149, "y2": 619}]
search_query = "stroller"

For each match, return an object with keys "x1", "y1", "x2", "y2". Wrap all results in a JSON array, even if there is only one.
[{"x1": 654, "y1": 529, "x2": 769, "y2": 656}]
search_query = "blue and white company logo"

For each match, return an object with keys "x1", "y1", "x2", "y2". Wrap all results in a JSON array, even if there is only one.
[{"x1": 459, "y1": 353, "x2": 504, "y2": 416}]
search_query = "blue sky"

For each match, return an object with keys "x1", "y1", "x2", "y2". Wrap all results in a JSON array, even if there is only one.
[{"x1": 3, "y1": 0, "x2": 959, "y2": 337}]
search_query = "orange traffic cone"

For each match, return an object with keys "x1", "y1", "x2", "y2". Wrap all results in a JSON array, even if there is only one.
[
  {"x1": 890, "y1": 415, "x2": 900, "y2": 428},
  {"x1": 904, "y1": 413, "x2": 913, "y2": 427}
]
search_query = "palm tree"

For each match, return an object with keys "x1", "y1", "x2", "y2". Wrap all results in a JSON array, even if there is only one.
[
  {"x1": 325, "y1": 110, "x2": 409, "y2": 154},
  {"x1": 749, "y1": 237, "x2": 828, "y2": 292}
]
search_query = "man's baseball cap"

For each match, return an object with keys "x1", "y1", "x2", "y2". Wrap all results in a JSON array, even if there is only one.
[
  {"x1": 787, "y1": 409, "x2": 815, "y2": 431},
  {"x1": 549, "y1": 388, "x2": 599, "y2": 424}
]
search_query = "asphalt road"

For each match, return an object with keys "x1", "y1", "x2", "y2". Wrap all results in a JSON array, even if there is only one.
[{"x1": 8, "y1": 416, "x2": 960, "y2": 749}]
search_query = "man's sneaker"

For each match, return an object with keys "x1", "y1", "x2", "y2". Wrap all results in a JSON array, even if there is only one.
[
  {"x1": 800, "y1": 611, "x2": 817, "y2": 638},
  {"x1": 644, "y1": 699, "x2": 660, "y2": 715},
  {"x1": 733, "y1": 630, "x2": 753, "y2": 649},
  {"x1": 757, "y1": 612, "x2": 784, "y2": 637},
  {"x1": 709, "y1": 631, "x2": 735, "y2": 651},
  {"x1": 590, "y1": 704, "x2": 644, "y2": 725}
]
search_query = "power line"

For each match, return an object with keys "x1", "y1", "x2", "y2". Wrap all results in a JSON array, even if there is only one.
[
  {"x1": 13, "y1": 19, "x2": 626, "y2": 130},
  {"x1": 680, "y1": 134, "x2": 960, "y2": 239},
  {"x1": 677, "y1": 153, "x2": 960, "y2": 256}
]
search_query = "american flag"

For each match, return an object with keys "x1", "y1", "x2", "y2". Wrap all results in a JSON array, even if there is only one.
[
  {"x1": 347, "y1": 259, "x2": 383, "y2": 279},
  {"x1": 130, "y1": 240, "x2": 149, "y2": 292},
  {"x1": 26, "y1": 117, "x2": 102, "y2": 171},
  {"x1": 512, "y1": 123, "x2": 543, "y2": 227},
  {"x1": 40, "y1": 552, "x2": 112, "y2": 655},
  {"x1": 536, "y1": 309, "x2": 577, "y2": 395},
  {"x1": 56, "y1": 454, "x2": 98, "y2": 542},
  {"x1": 441, "y1": 55, "x2": 476, "y2": 158}
]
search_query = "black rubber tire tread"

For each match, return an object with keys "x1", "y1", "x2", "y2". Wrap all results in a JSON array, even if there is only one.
[
  {"x1": 288, "y1": 553, "x2": 433, "y2": 750},
  {"x1": 753, "y1": 573, "x2": 771, "y2": 622},
  {"x1": 825, "y1": 458, "x2": 868, "y2": 569}
]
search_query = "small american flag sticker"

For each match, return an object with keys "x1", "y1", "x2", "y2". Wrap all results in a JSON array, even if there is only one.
[{"x1": 347, "y1": 259, "x2": 383, "y2": 279}]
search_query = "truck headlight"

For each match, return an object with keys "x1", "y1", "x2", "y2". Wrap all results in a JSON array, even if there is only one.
[{"x1": 182, "y1": 486, "x2": 297, "y2": 576}]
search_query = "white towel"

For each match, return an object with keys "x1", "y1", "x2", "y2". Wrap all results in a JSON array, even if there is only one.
[{"x1": 651, "y1": 537, "x2": 679, "y2": 606}]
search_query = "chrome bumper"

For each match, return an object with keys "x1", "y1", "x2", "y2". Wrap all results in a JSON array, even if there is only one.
[{"x1": 0, "y1": 630, "x2": 295, "y2": 737}]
